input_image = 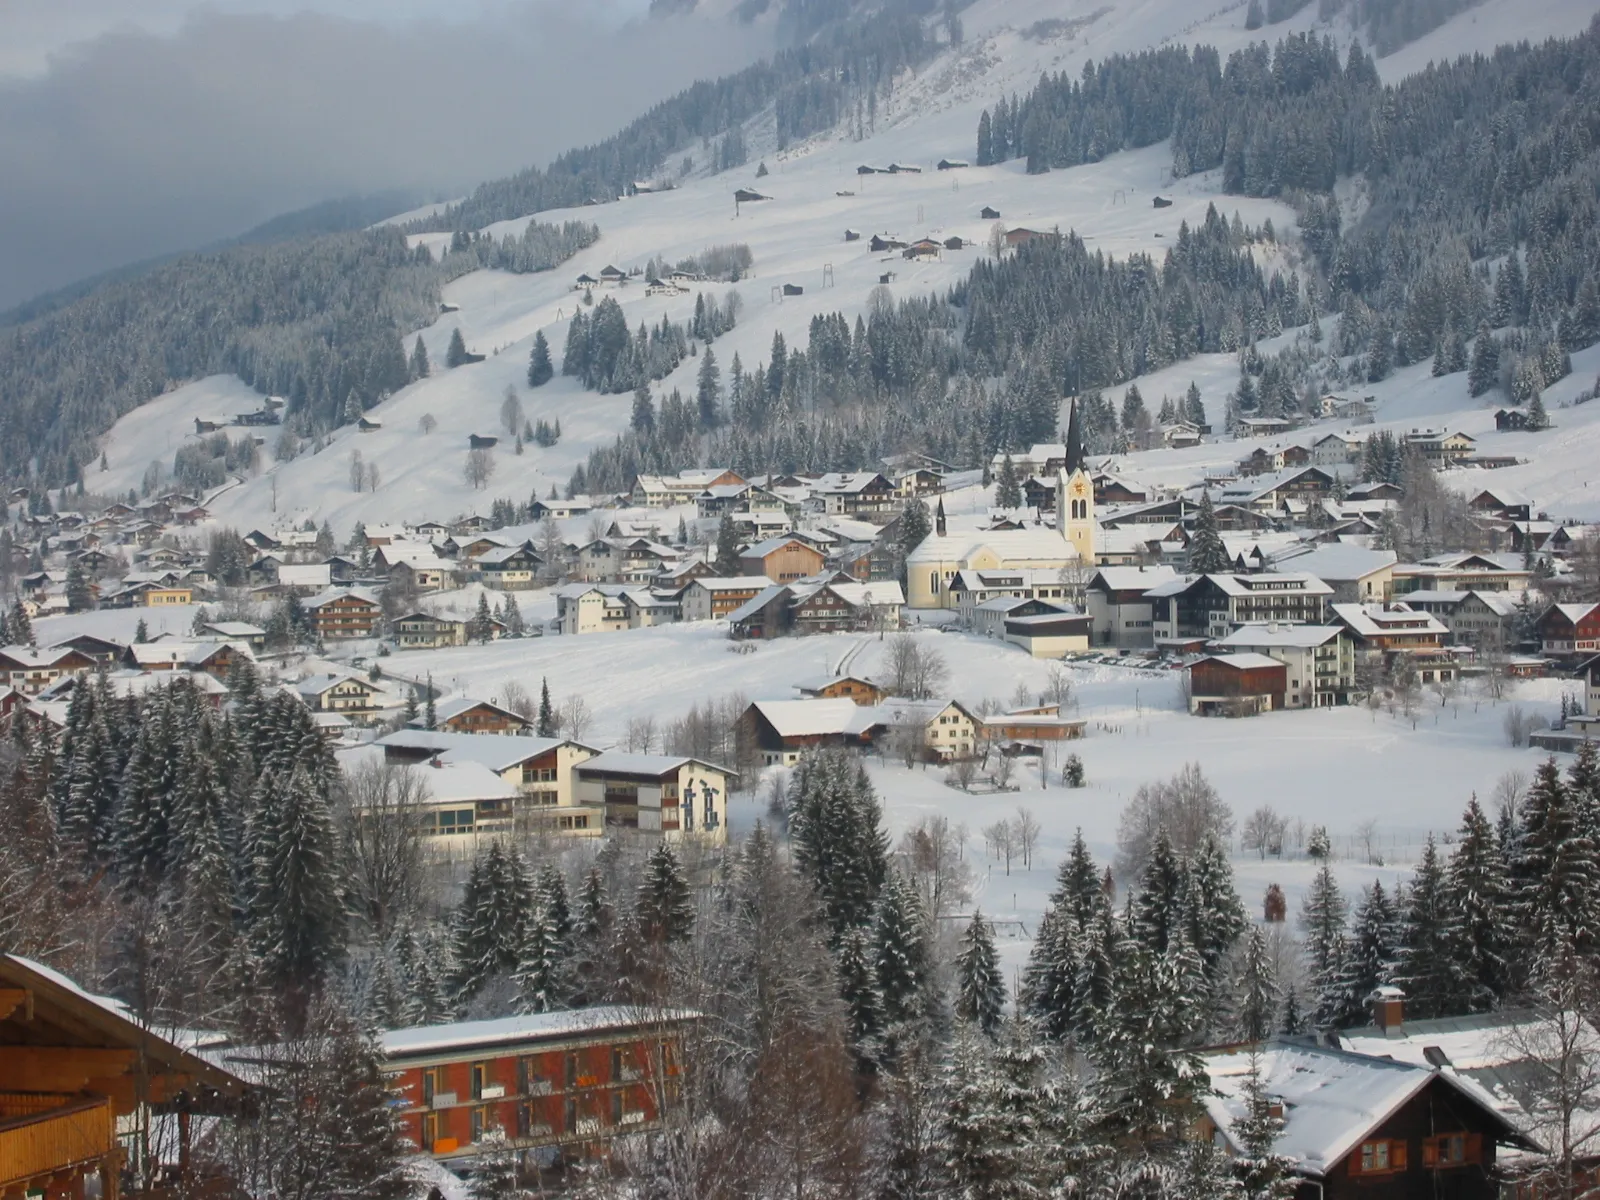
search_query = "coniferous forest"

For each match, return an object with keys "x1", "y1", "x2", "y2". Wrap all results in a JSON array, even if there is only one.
[{"x1": 8, "y1": 669, "x2": 1600, "y2": 1195}]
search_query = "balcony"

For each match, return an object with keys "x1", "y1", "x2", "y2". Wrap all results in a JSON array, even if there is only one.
[{"x1": 0, "y1": 1092, "x2": 116, "y2": 1193}]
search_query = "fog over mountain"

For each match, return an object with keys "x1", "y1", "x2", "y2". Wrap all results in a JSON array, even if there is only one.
[{"x1": 0, "y1": 0, "x2": 766, "y2": 310}]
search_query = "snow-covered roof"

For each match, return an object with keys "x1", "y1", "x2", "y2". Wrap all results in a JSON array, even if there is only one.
[
  {"x1": 1331, "y1": 602, "x2": 1449, "y2": 638},
  {"x1": 577, "y1": 752, "x2": 728, "y2": 777},
  {"x1": 1197, "y1": 653, "x2": 1286, "y2": 672},
  {"x1": 379, "y1": 1006, "x2": 698, "y2": 1058},
  {"x1": 727, "y1": 584, "x2": 790, "y2": 624},
  {"x1": 430, "y1": 696, "x2": 527, "y2": 725},
  {"x1": 378, "y1": 729, "x2": 580, "y2": 769},
  {"x1": 201, "y1": 621, "x2": 265, "y2": 637},
  {"x1": 277, "y1": 563, "x2": 333, "y2": 587},
  {"x1": 686, "y1": 575, "x2": 775, "y2": 591},
  {"x1": 336, "y1": 745, "x2": 517, "y2": 803},
  {"x1": 1207, "y1": 572, "x2": 1335, "y2": 598},
  {"x1": 1204, "y1": 1042, "x2": 1532, "y2": 1175},
  {"x1": 304, "y1": 586, "x2": 380, "y2": 609},
  {"x1": 742, "y1": 535, "x2": 813, "y2": 558},
  {"x1": 128, "y1": 640, "x2": 249, "y2": 668},
  {"x1": 1088, "y1": 565, "x2": 1181, "y2": 592},
  {"x1": 749, "y1": 698, "x2": 880, "y2": 738},
  {"x1": 906, "y1": 529, "x2": 1079, "y2": 567},
  {"x1": 1217, "y1": 624, "x2": 1343, "y2": 650},
  {"x1": 296, "y1": 672, "x2": 369, "y2": 697},
  {"x1": 1270, "y1": 544, "x2": 1397, "y2": 581}
]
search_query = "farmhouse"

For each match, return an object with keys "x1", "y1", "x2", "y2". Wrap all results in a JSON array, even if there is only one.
[
  {"x1": 795, "y1": 673, "x2": 890, "y2": 705},
  {"x1": 296, "y1": 673, "x2": 383, "y2": 714},
  {"x1": 1537, "y1": 601, "x2": 1600, "y2": 659},
  {"x1": 394, "y1": 611, "x2": 470, "y2": 650},
  {"x1": 739, "y1": 536, "x2": 827, "y2": 582},
  {"x1": 428, "y1": 697, "x2": 533, "y2": 736},
  {"x1": 741, "y1": 698, "x2": 881, "y2": 766},
  {"x1": 680, "y1": 576, "x2": 774, "y2": 622},
  {"x1": 305, "y1": 588, "x2": 381, "y2": 640},
  {"x1": 1187, "y1": 653, "x2": 1288, "y2": 716}
]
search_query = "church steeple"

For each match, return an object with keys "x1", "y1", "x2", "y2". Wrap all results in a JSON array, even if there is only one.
[
  {"x1": 1064, "y1": 397, "x2": 1085, "y2": 474},
  {"x1": 934, "y1": 497, "x2": 947, "y2": 537}
]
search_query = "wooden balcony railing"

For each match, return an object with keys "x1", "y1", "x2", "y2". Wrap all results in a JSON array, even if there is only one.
[{"x1": 0, "y1": 1092, "x2": 116, "y2": 1191}]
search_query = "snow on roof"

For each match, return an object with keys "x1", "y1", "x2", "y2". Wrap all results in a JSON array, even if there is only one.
[
  {"x1": 975, "y1": 595, "x2": 1046, "y2": 613},
  {"x1": 1207, "y1": 572, "x2": 1336, "y2": 598},
  {"x1": 1198, "y1": 653, "x2": 1286, "y2": 672},
  {"x1": 1204, "y1": 1043, "x2": 1500, "y2": 1173},
  {"x1": 750, "y1": 698, "x2": 880, "y2": 738},
  {"x1": 1217, "y1": 624, "x2": 1343, "y2": 649},
  {"x1": 431, "y1": 695, "x2": 526, "y2": 725},
  {"x1": 1089, "y1": 565, "x2": 1180, "y2": 591},
  {"x1": 578, "y1": 751, "x2": 713, "y2": 777},
  {"x1": 379, "y1": 1006, "x2": 698, "y2": 1058},
  {"x1": 336, "y1": 745, "x2": 517, "y2": 803},
  {"x1": 742, "y1": 535, "x2": 813, "y2": 558},
  {"x1": 378, "y1": 729, "x2": 576, "y2": 769},
  {"x1": 1332, "y1": 602, "x2": 1449, "y2": 638},
  {"x1": 1269, "y1": 544, "x2": 1397, "y2": 580},
  {"x1": 794, "y1": 672, "x2": 884, "y2": 692},
  {"x1": 277, "y1": 563, "x2": 333, "y2": 587},
  {"x1": 726, "y1": 585, "x2": 790, "y2": 624},
  {"x1": 797, "y1": 580, "x2": 905, "y2": 608},
  {"x1": 296, "y1": 672, "x2": 367, "y2": 697},
  {"x1": 906, "y1": 529, "x2": 1079, "y2": 567},
  {"x1": 201, "y1": 621, "x2": 265, "y2": 637},
  {"x1": 686, "y1": 575, "x2": 775, "y2": 591},
  {"x1": 304, "y1": 586, "x2": 380, "y2": 609}
]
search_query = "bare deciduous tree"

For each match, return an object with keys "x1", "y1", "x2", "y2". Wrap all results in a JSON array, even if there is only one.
[
  {"x1": 560, "y1": 694, "x2": 593, "y2": 741},
  {"x1": 982, "y1": 819, "x2": 1017, "y2": 874},
  {"x1": 898, "y1": 815, "x2": 973, "y2": 920},
  {"x1": 1241, "y1": 805, "x2": 1287, "y2": 859},
  {"x1": 418, "y1": 413, "x2": 437, "y2": 435},
  {"x1": 1041, "y1": 663, "x2": 1074, "y2": 708},
  {"x1": 465, "y1": 447, "x2": 496, "y2": 490},
  {"x1": 886, "y1": 634, "x2": 948, "y2": 700},
  {"x1": 500, "y1": 681, "x2": 534, "y2": 724},
  {"x1": 625, "y1": 715, "x2": 658, "y2": 753},
  {"x1": 1013, "y1": 806, "x2": 1041, "y2": 869},
  {"x1": 336, "y1": 760, "x2": 429, "y2": 941},
  {"x1": 1115, "y1": 761, "x2": 1234, "y2": 877}
]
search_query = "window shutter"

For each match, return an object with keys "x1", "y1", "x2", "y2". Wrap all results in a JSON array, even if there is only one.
[
  {"x1": 1391, "y1": 1140, "x2": 1408, "y2": 1170},
  {"x1": 1466, "y1": 1133, "x2": 1483, "y2": 1163},
  {"x1": 1422, "y1": 1138, "x2": 1437, "y2": 1168}
]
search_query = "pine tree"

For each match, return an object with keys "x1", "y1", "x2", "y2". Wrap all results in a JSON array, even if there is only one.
[
  {"x1": 1299, "y1": 865, "x2": 1347, "y2": 1027},
  {"x1": 1132, "y1": 828, "x2": 1187, "y2": 955},
  {"x1": 1445, "y1": 796, "x2": 1512, "y2": 1011},
  {"x1": 1189, "y1": 491, "x2": 1231, "y2": 573},
  {"x1": 1518, "y1": 756, "x2": 1600, "y2": 961},
  {"x1": 527, "y1": 331, "x2": 553, "y2": 387},
  {"x1": 536, "y1": 678, "x2": 556, "y2": 738},
  {"x1": 954, "y1": 910, "x2": 1006, "y2": 1036},
  {"x1": 450, "y1": 842, "x2": 529, "y2": 1001},
  {"x1": 1232, "y1": 925, "x2": 1279, "y2": 1043},
  {"x1": 134, "y1": 618, "x2": 149, "y2": 644},
  {"x1": 1394, "y1": 838, "x2": 1457, "y2": 1019},
  {"x1": 836, "y1": 924, "x2": 883, "y2": 1057},
  {"x1": 630, "y1": 384, "x2": 655, "y2": 433},
  {"x1": 1187, "y1": 832, "x2": 1249, "y2": 985},
  {"x1": 1329, "y1": 880, "x2": 1397, "y2": 1027},
  {"x1": 1468, "y1": 324, "x2": 1499, "y2": 396},
  {"x1": 409, "y1": 335, "x2": 430, "y2": 381},
  {"x1": 65, "y1": 560, "x2": 92, "y2": 613},
  {"x1": 1528, "y1": 390, "x2": 1550, "y2": 430},
  {"x1": 696, "y1": 347, "x2": 721, "y2": 429},
  {"x1": 472, "y1": 592, "x2": 494, "y2": 643},
  {"x1": 249, "y1": 763, "x2": 345, "y2": 993},
  {"x1": 446, "y1": 327, "x2": 470, "y2": 368},
  {"x1": 1231, "y1": 1049, "x2": 1297, "y2": 1199},
  {"x1": 874, "y1": 871, "x2": 931, "y2": 1031},
  {"x1": 9, "y1": 599, "x2": 36, "y2": 646},
  {"x1": 786, "y1": 750, "x2": 889, "y2": 940},
  {"x1": 637, "y1": 841, "x2": 693, "y2": 944},
  {"x1": 713, "y1": 514, "x2": 742, "y2": 575},
  {"x1": 424, "y1": 676, "x2": 436, "y2": 730},
  {"x1": 994, "y1": 454, "x2": 1022, "y2": 509}
]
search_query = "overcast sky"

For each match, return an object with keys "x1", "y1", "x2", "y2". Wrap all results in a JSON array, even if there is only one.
[{"x1": 0, "y1": 0, "x2": 767, "y2": 311}]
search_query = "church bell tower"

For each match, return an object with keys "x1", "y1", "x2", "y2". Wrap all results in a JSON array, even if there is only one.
[{"x1": 1057, "y1": 398, "x2": 1095, "y2": 564}]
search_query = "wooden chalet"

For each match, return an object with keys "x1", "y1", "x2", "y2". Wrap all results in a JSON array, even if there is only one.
[
  {"x1": 739, "y1": 537, "x2": 826, "y2": 583},
  {"x1": 741, "y1": 699, "x2": 880, "y2": 766},
  {"x1": 304, "y1": 589, "x2": 380, "y2": 640},
  {"x1": 394, "y1": 611, "x2": 469, "y2": 650},
  {"x1": 0, "y1": 955, "x2": 250, "y2": 1200},
  {"x1": 429, "y1": 697, "x2": 533, "y2": 736},
  {"x1": 795, "y1": 674, "x2": 889, "y2": 705},
  {"x1": 1538, "y1": 602, "x2": 1600, "y2": 660},
  {"x1": 1187, "y1": 653, "x2": 1287, "y2": 716}
]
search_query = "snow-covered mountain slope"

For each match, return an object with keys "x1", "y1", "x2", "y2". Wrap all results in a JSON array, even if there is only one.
[{"x1": 92, "y1": 0, "x2": 1600, "y2": 534}]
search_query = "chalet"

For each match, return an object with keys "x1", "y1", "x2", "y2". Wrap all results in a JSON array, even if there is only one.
[
  {"x1": 943, "y1": 236, "x2": 966, "y2": 251},
  {"x1": 741, "y1": 699, "x2": 881, "y2": 766},
  {"x1": 410, "y1": 520, "x2": 452, "y2": 539},
  {"x1": 357, "y1": 416, "x2": 382, "y2": 433},
  {"x1": 1270, "y1": 545, "x2": 1395, "y2": 603},
  {"x1": 739, "y1": 536, "x2": 826, "y2": 583},
  {"x1": 1495, "y1": 408, "x2": 1530, "y2": 431},
  {"x1": 1217, "y1": 466, "x2": 1336, "y2": 514},
  {"x1": 1537, "y1": 601, "x2": 1600, "y2": 659},
  {"x1": 476, "y1": 543, "x2": 543, "y2": 589},
  {"x1": 1311, "y1": 431, "x2": 1365, "y2": 466},
  {"x1": 1163, "y1": 423, "x2": 1203, "y2": 448},
  {"x1": 1390, "y1": 553, "x2": 1530, "y2": 595},
  {"x1": 47, "y1": 634, "x2": 126, "y2": 664},
  {"x1": 887, "y1": 162, "x2": 921, "y2": 173},
  {"x1": 980, "y1": 206, "x2": 1001, "y2": 219},
  {"x1": 795, "y1": 673, "x2": 890, "y2": 705},
  {"x1": 623, "y1": 590, "x2": 680, "y2": 628},
  {"x1": 468, "y1": 434, "x2": 499, "y2": 450},
  {"x1": 1151, "y1": 195, "x2": 1173, "y2": 208},
  {"x1": 1467, "y1": 485, "x2": 1532, "y2": 523},
  {"x1": 1084, "y1": 566, "x2": 1181, "y2": 649},
  {"x1": 296, "y1": 673, "x2": 383, "y2": 714},
  {"x1": 0, "y1": 955, "x2": 250, "y2": 1200},
  {"x1": 305, "y1": 588, "x2": 381, "y2": 640},
  {"x1": 430, "y1": 697, "x2": 534, "y2": 736},
  {"x1": 198, "y1": 621, "x2": 266, "y2": 650},
  {"x1": 733, "y1": 189, "x2": 769, "y2": 204},
  {"x1": 1332, "y1": 602, "x2": 1457, "y2": 683},
  {"x1": 528, "y1": 496, "x2": 594, "y2": 521},
  {"x1": 574, "y1": 753, "x2": 730, "y2": 842},
  {"x1": 782, "y1": 283, "x2": 804, "y2": 296},
  {"x1": 1187, "y1": 653, "x2": 1288, "y2": 716},
  {"x1": 1236, "y1": 416, "x2": 1294, "y2": 437},
  {"x1": 1404, "y1": 428, "x2": 1476, "y2": 466},
  {"x1": 598, "y1": 265, "x2": 627, "y2": 286},
  {"x1": 789, "y1": 580, "x2": 903, "y2": 635},
  {"x1": 126, "y1": 640, "x2": 249, "y2": 680},
  {"x1": 0, "y1": 646, "x2": 96, "y2": 695},
  {"x1": 556, "y1": 584, "x2": 630, "y2": 635},
  {"x1": 937, "y1": 158, "x2": 969, "y2": 170},
  {"x1": 950, "y1": 568, "x2": 1080, "y2": 623},
  {"x1": 631, "y1": 469, "x2": 747, "y2": 508},
  {"x1": 811, "y1": 471, "x2": 898, "y2": 520},
  {"x1": 680, "y1": 576, "x2": 773, "y2": 622},
  {"x1": 870, "y1": 235, "x2": 907, "y2": 253},
  {"x1": 1200, "y1": 1038, "x2": 1536, "y2": 1200},
  {"x1": 393, "y1": 612, "x2": 469, "y2": 650},
  {"x1": 844, "y1": 228, "x2": 861, "y2": 242},
  {"x1": 375, "y1": 1006, "x2": 694, "y2": 1166},
  {"x1": 1216, "y1": 624, "x2": 1355, "y2": 707},
  {"x1": 577, "y1": 538, "x2": 676, "y2": 585},
  {"x1": 900, "y1": 699, "x2": 983, "y2": 761},
  {"x1": 903, "y1": 239, "x2": 941, "y2": 261},
  {"x1": 574, "y1": 273, "x2": 599, "y2": 289},
  {"x1": 1003, "y1": 227, "x2": 1047, "y2": 248},
  {"x1": 274, "y1": 562, "x2": 334, "y2": 594},
  {"x1": 101, "y1": 579, "x2": 194, "y2": 608}
]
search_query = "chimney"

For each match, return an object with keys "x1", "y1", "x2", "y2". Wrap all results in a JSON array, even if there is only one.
[
  {"x1": 1371, "y1": 985, "x2": 1406, "y2": 1036},
  {"x1": 430, "y1": 755, "x2": 443, "y2": 769}
]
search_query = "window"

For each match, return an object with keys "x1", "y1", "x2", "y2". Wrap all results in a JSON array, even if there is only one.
[
  {"x1": 470, "y1": 1106, "x2": 486, "y2": 1142},
  {"x1": 566, "y1": 1053, "x2": 579, "y2": 1089},
  {"x1": 422, "y1": 1067, "x2": 441, "y2": 1105},
  {"x1": 422, "y1": 1112, "x2": 439, "y2": 1149},
  {"x1": 611, "y1": 1090, "x2": 624, "y2": 1124},
  {"x1": 1357, "y1": 1139, "x2": 1407, "y2": 1174},
  {"x1": 1423, "y1": 1133, "x2": 1479, "y2": 1168},
  {"x1": 471, "y1": 1062, "x2": 487, "y2": 1100}
]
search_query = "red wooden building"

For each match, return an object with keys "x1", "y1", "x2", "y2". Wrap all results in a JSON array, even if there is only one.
[
  {"x1": 380, "y1": 1007, "x2": 695, "y2": 1168},
  {"x1": 1187, "y1": 653, "x2": 1287, "y2": 717},
  {"x1": 1538, "y1": 601, "x2": 1600, "y2": 660}
]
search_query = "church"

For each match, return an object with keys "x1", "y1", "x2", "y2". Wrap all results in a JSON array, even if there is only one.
[{"x1": 906, "y1": 402, "x2": 1098, "y2": 609}]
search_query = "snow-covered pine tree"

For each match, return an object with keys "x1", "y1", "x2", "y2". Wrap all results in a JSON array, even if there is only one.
[
  {"x1": 836, "y1": 924, "x2": 883, "y2": 1059},
  {"x1": 9, "y1": 598, "x2": 34, "y2": 647},
  {"x1": 467, "y1": 1125, "x2": 522, "y2": 1200},
  {"x1": 954, "y1": 910, "x2": 1006, "y2": 1036},
  {"x1": 1186, "y1": 831, "x2": 1249, "y2": 986},
  {"x1": 1299, "y1": 864, "x2": 1348, "y2": 1028},
  {"x1": 1445, "y1": 796, "x2": 1513, "y2": 1011},
  {"x1": 1231, "y1": 925, "x2": 1279, "y2": 1043},
  {"x1": 637, "y1": 841, "x2": 694, "y2": 944},
  {"x1": 874, "y1": 870, "x2": 932, "y2": 1031},
  {"x1": 1072, "y1": 898, "x2": 1120, "y2": 1044},
  {"x1": 248, "y1": 762, "x2": 345, "y2": 993},
  {"x1": 536, "y1": 677, "x2": 556, "y2": 737},
  {"x1": 713, "y1": 514, "x2": 742, "y2": 575},
  {"x1": 786, "y1": 749, "x2": 889, "y2": 941},
  {"x1": 1188, "y1": 491, "x2": 1231, "y2": 573},
  {"x1": 1328, "y1": 880, "x2": 1397, "y2": 1027},
  {"x1": 1517, "y1": 756, "x2": 1600, "y2": 961},
  {"x1": 1393, "y1": 837, "x2": 1458, "y2": 1019},
  {"x1": 994, "y1": 454, "x2": 1022, "y2": 509},
  {"x1": 446, "y1": 327, "x2": 470, "y2": 368},
  {"x1": 1131, "y1": 828, "x2": 1187, "y2": 954},
  {"x1": 527, "y1": 330, "x2": 553, "y2": 387},
  {"x1": 1230, "y1": 1048, "x2": 1297, "y2": 1199},
  {"x1": 1021, "y1": 906, "x2": 1079, "y2": 1039}
]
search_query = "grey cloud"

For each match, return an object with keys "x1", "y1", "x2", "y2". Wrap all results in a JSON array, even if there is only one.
[{"x1": 0, "y1": 1, "x2": 764, "y2": 310}]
